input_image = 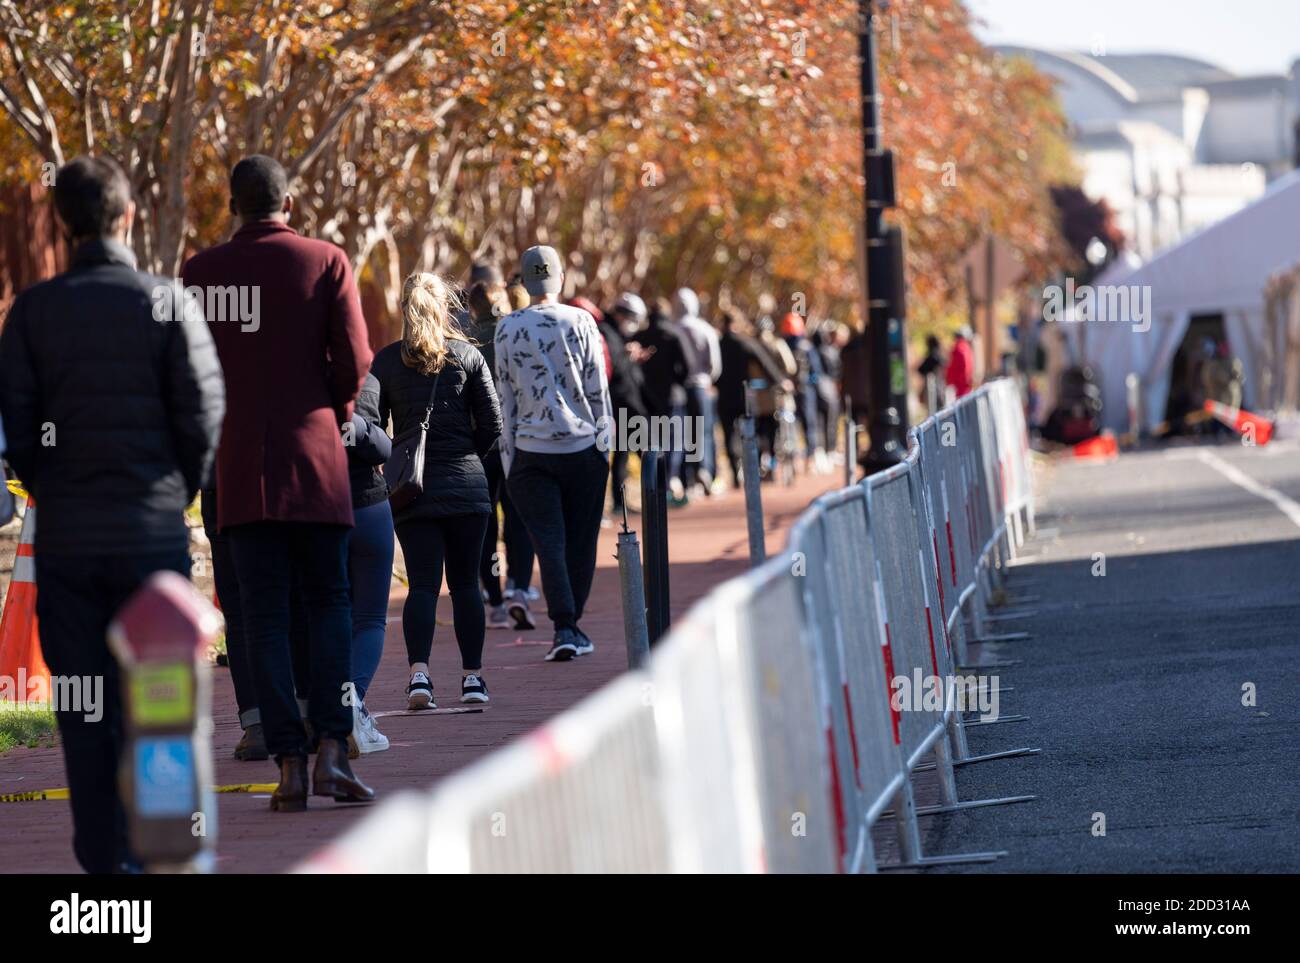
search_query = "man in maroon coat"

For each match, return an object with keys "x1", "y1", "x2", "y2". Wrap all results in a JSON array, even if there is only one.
[{"x1": 183, "y1": 155, "x2": 375, "y2": 810}]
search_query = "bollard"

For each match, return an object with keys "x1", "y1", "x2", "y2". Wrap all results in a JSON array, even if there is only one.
[
  {"x1": 107, "y1": 570, "x2": 221, "y2": 872},
  {"x1": 843, "y1": 396, "x2": 857, "y2": 488},
  {"x1": 615, "y1": 498, "x2": 651, "y2": 669},
  {"x1": 1125, "y1": 371, "x2": 1140, "y2": 442},
  {"x1": 740, "y1": 416, "x2": 766, "y2": 568},
  {"x1": 640, "y1": 449, "x2": 672, "y2": 645}
]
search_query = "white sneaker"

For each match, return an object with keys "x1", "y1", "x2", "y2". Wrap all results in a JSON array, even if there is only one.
[
  {"x1": 349, "y1": 701, "x2": 390, "y2": 755},
  {"x1": 487, "y1": 603, "x2": 511, "y2": 629}
]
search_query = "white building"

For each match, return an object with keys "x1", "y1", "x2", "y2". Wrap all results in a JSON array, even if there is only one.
[{"x1": 997, "y1": 47, "x2": 1299, "y2": 258}]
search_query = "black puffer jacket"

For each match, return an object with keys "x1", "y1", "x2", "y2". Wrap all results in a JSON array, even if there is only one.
[
  {"x1": 0, "y1": 238, "x2": 225, "y2": 556},
  {"x1": 371, "y1": 338, "x2": 500, "y2": 520},
  {"x1": 347, "y1": 372, "x2": 390, "y2": 509}
]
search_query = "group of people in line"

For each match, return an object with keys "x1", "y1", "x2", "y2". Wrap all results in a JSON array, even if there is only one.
[
  {"x1": 916, "y1": 325, "x2": 977, "y2": 411},
  {"x1": 0, "y1": 152, "x2": 864, "y2": 873}
]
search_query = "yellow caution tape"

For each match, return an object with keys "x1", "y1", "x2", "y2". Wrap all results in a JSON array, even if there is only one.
[
  {"x1": 1, "y1": 782, "x2": 277, "y2": 802},
  {"x1": 0, "y1": 787, "x2": 69, "y2": 802}
]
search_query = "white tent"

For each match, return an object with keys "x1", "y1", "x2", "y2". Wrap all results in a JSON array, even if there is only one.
[{"x1": 1080, "y1": 169, "x2": 1300, "y2": 432}]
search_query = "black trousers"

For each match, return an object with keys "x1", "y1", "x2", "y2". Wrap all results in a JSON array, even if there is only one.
[
  {"x1": 480, "y1": 449, "x2": 534, "y2": 604},
  {"x1": 610, "y1": 446, "x2": 632, "y2": 509},
  {"x1": 226, "y1": 521, "x2": 352, "y2": 758},
  {"x1": 209, "y1": 526, "x2": 260, "y2": 727},
  {"x1": 35, "y1": 548, "x2": 190, "y2": 874},
  {"x1": 507, "y1": 446, "x2": 608, "y2": 631},
  {"x1": 396, "y1": 513, "x2": 489, "y2": 669},
  {"x1": 718, "y1": 407, "x2": 744, "y2": 486},
  {"x1": 203, "y1": 490, "x2": 260, "y2": 727}
]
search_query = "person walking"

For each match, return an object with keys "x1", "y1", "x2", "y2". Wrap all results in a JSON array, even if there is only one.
[
  {"x1": 373, "y1": 272, "x2": 502, "y2": 708},
  {"x1": 0, "y1": 156, "x2": 225, "y2": 870},
  {"x1": 716, "y1": 309, "x2": 790, "y2": 488},
  {"x1": 812, "y1": 321, "x2": 846, "y2": 455},
  {"x1": 344, "y1": 371, "x2": 394, "y2": 752},
  {"x1": 604, "y1": 293, "x2": 650, "y2": 511},
  {"x1": 917, "y1": 333, "x2": 945, "y2": 412},
  {"x1": 495, "y1": 245, "x2": 611, "y2": 662},
  {"x1": 629, "y1": 298, "x2": 692, "y2": 502},
  {"x1": 779, "y1": 312, "x2": 827, "y2": 467},
  {"x1": 946, "y1": 326, "x2": 975, "y2": 399},
  {"x1": 182, "y1": 154, "x2": 374, "y2": 812},
  {"x1": 202, "y1": 489, "x2": 265, "y2": 760},
  {"x1": 673, "y1": 287, "x2": 722, "y2": 494},
  {"x1": 466, "y1": 274, "x2": 536, "y2": 632}
]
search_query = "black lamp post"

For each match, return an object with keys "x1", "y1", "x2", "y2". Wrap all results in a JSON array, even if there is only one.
[{"x1": 858, "y1": 0, "x2": 911, "y2": 473}]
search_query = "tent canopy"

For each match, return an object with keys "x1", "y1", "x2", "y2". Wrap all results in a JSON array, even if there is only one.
[{"x1": 1080, "y1": 169, "x2": 1300, "y2": 431}]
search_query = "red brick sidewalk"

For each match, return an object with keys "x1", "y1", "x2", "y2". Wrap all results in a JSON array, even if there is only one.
[{"x1": 0, "y1": 472, "x2": 840, "y2": 873}]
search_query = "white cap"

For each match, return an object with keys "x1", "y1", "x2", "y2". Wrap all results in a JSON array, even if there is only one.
[{"x1": 613, "y1": 292, "x2": 647, "y2": 320}]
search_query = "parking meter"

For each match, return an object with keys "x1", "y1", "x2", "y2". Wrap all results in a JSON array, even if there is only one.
[{"x1": 107, "y1": 570, "x2": 221, "y2": 872}]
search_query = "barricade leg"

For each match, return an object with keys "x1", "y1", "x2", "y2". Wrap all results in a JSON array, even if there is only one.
[{"x1": 880, "y1": 773, "x2": 1008, "y2": 868}]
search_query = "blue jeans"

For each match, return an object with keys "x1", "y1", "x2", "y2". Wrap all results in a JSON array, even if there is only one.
[
  {"x1": 227, "y1": 521, "x2": 353, "y2": 757},
  {"x1": 349, "y1": 500, "x2": 394, "y2": 700},
  {"x1": 683, "y1": 386, "x2": 716, "y2": 485},
  {"x1": 665, "y1": 402, "x2": 689, "y2": 484}
]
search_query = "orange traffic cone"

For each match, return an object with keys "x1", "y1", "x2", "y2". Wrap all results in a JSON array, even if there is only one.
[
  {"x1": 0, "y1": 498, "x2": 50, "y2": 703},
  {"x1": 1070, "y1": 431, "x2": 1119, "y2": 461},
  {"x1": 1204, "y1": 400, "x2": 1273, "y2": 446}
]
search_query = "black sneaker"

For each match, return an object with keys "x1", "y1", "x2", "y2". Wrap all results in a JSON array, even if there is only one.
[
  {"x1": 574, "y1": 627, "x2": 595, "y2": 657},
  {"x1": 406, "y1": 671, "x2": 436, "y2": 710},
  {"x1": 461, "y1": 673, "x2": 489, "y2": 704},
  {"x1": 507, "y1": 592, "x2": 537, "y2": 630},
  {"x1": 545, "y1": 628, "x2": 581, "y2": 662}
]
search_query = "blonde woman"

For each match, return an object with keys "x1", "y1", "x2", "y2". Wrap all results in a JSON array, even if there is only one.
[{"x1": 372, "y1": 272, "x2": 502, "y2": 707}]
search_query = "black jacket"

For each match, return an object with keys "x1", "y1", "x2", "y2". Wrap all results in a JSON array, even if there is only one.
[
  {"x1": 466, "y1": 309, "x2": 499, "y2": 380},
  {"x1": 372, "y1": 338, "x2": 501, "y2": 520},
  {"x1": 0, "y1": 238, "x2": 225, "y2": 556},
  {"x1": 598, "y1": 320, "x2": 647, "y2": 418},
  {"x1": 718, "y1": 330, "x2": 787, "y2": 416},
  {"x1": 348, "y1": 372, "x2": 390, "y2": 509},
  {"x1": 630, "y1": 321, "x2": 690, "y2": 415}
]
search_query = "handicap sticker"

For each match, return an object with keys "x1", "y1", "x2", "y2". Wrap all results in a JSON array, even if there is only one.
[{"x1": 134, "y1": 737, "x2": 196, "y2": 817}]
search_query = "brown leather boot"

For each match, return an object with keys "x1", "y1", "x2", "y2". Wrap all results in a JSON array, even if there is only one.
[
  {"x1": 233, "y1": 723, "x2": 269, "y2": 762},
  {"x1": 312, "y1": 738, "x2": 375, "y2": 803},
  {"x1": 270, "y1": 755, "x2": 308, "y2": 812}
]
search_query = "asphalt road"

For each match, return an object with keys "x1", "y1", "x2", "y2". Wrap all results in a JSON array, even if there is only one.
[{"x1": 927, "y1": 438, "x2": 1300, "y2": 873}]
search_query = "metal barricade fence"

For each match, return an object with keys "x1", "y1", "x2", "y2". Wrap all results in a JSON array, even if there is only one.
[
  {"x1": 423, "y1": 673, "x2": 669, "y2": 873},
  {"x1": 293, "y1": 378, "x2": 1037, "y2": 874}
]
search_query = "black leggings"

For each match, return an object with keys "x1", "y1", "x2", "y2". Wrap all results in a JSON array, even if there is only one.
[{"x1": 396, "y1": 514, "x2": 489, "y2": 670}]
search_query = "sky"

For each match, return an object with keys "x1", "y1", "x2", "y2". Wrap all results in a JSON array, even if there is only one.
[{"x1": 968, "y1": 0, "x2": 1300, "y2": 77}]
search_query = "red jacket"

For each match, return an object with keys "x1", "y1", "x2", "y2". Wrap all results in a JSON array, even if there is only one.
[
  {"x1": 945, "y1": 337, "x2": 974, "y2": 398},
  {"x1": 182, "y1": 220, "x2": 372, "y2": 530}
]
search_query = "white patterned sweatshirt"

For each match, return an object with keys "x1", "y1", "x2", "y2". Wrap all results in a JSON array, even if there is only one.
[{"x1": 493, "y1": 301, "x2": 611, "y2": 474}]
